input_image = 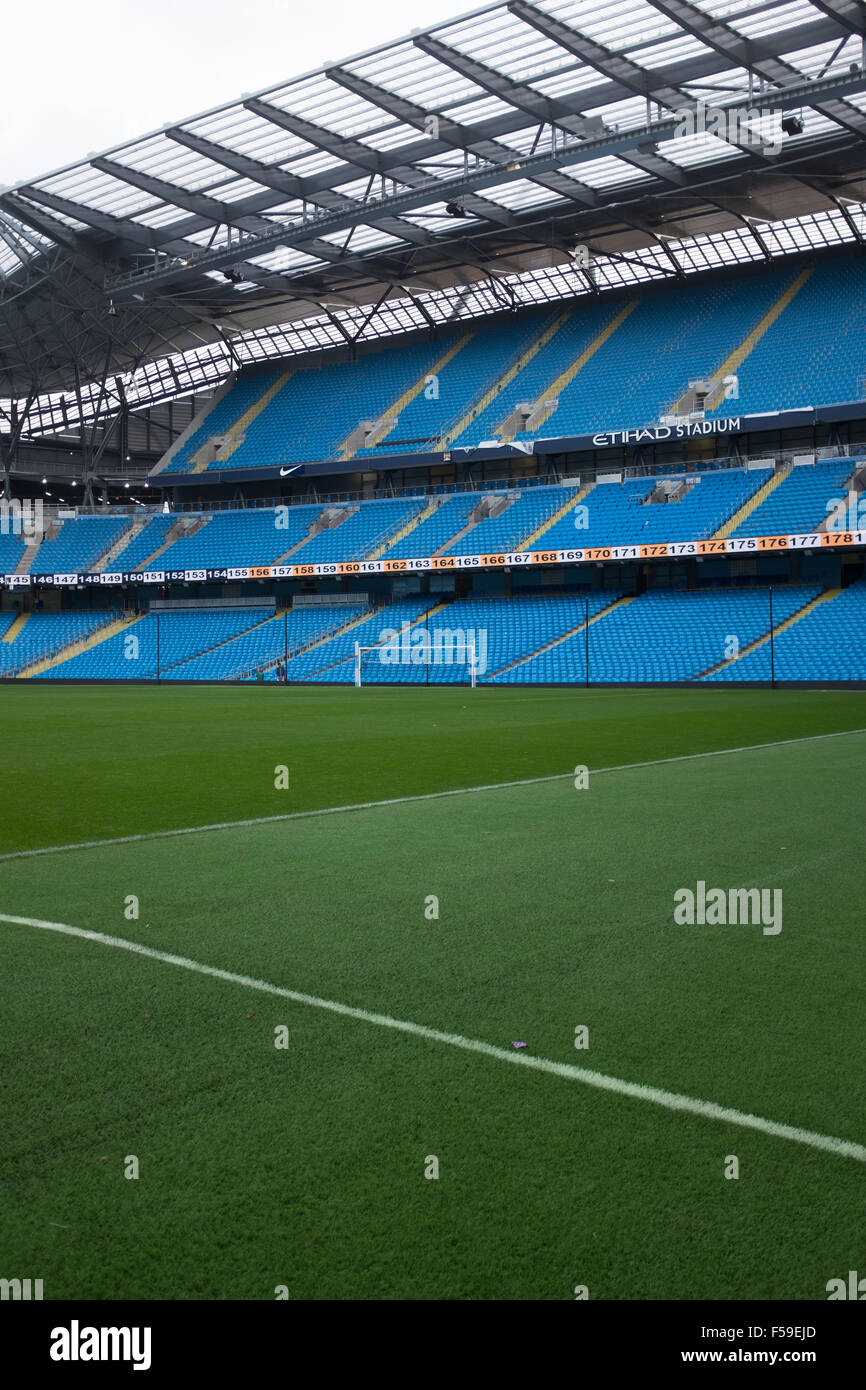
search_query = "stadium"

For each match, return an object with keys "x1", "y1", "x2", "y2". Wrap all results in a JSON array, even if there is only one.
[{"x1": 2, "y1": 0, "x2": 866, "y2": 1316}]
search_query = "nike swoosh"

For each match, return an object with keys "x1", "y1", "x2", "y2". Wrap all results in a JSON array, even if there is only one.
[{"x1": 279, "y1": 465, "x2": 301, "y2": 477}]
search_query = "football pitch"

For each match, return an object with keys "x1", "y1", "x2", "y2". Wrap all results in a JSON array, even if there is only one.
[{"x1": 1, "y1": 684, "x2": 864, "y2": 1300}]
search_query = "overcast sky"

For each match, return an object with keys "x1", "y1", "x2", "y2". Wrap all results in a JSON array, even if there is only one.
[{"x1": 0, "y1": 0, "x2": 472, "y2": 186}]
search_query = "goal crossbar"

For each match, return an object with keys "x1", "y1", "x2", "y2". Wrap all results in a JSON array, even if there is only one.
[{"x1": 354, "y1": 637, "x2": 478, "y2": 687}]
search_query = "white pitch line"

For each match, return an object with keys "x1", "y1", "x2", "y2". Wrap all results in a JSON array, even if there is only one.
[
  {"x1": 2, "y1": 909, "x2": 864, "y2": 1165},
  {"x1": 1, "y1": 725, "x2": 865, "y2": 865}
]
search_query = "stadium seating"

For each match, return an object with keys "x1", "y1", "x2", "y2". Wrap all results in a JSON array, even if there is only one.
[
  {"x1": 292, "y1": 499, "x2": 425, "y2": 564},
  {"x1": 279, "y1": 596, "x2": 434, "y2": 682},
  {"x1": 162, "y1": 372, "x2": 283, "y2": 474},
  {"x1": 378, "y1": 495, "x2": 482, "y2": 559},
  {"x1": 38, "y1": 607, "x2": 274, "y2": 680},
  {"x1": 441, "y1": 487, "x2": 575, "y2": 555},
  {"x1": 511, "y1": 272, "x2": 793, "y2": 443},
  {"x1": 446, "y1": 305, "x2": 621, "y2": 449},
  {"x1": 29, "y1": 517, "x2": 131, "y2": 574},
  {"x1": 706, "y1": 578, "x2": 866, "y2": 682},
  {"x1": 709, "y1": 254, "x2": 866, "y2": 417},
  {"x1": 355, "y1": 311, "x2": 558, "y2": 458},
  {"x1": 7, "y1": 578, "x2": 863, "y2": 683},
  {"x1": 143, "y1": 508, "x2": 320, "y2": 571},
  {"x1": 161, "y1": 340, "x2": 452, "y2": 474},
  {"x1": 486, "y1": 591, "x2": 621, "y2": 683},
  {"x1": 0, "y1": 610, "x2": 120, "y2": 675},
  {"x1": 577, "y1": 586, "x2": 819, "y2": 683},
  {"x1": 539, "y1": 468, "x2": 770, "y2": 551},
  {"x1": 0, "y1": 533, "x2": 26, "y2": 572},
  {"x1": 730, "y1": 458, "x2": 858, "y2": 537},
  {"x1": 115, "y1": 515, "x2": 180, "y2": 570},
  {"x1": 170, "y1": 605, "x2": 358, "y2": 681},
  {"x1": 12, "y1": 457, "x2": 864, "y2": 579},
  {"x1": 151, "y1": 257, "x2": 866, "y2": 475}
]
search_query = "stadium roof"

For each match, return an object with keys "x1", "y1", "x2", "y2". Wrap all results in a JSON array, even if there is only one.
[{"x1": 2, "y1": 0, "x2": 866, "y2": 438}]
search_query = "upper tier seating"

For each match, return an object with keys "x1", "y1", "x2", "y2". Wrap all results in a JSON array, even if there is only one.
[
  {"x1": 709, "y1": 254, "x2": 866, "y2": 416},
  {"x1": 510, "y1": 271, "x2": 792, "y2": 443},
  {"x1": 163, "y1": 341, "x2": 451, "y2": 475},
  {"x1": 30, "y1": 517, "x2": 131, "y2": 574},
  {"x1": 355, "y1": 311, "x2": 558, "y2": 458},
  {"x1": 155, "y1": 258, "x2": 840, "y2": 473},
  {"x1": 165, "y1": 373, "x2": 281, "y2": 474}
]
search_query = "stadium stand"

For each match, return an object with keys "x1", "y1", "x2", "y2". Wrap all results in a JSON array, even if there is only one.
[
  {"x1": 729, "y1": 458, "x2": 859, "y2": 537},
  {"x1": 5, "y1": 576, "x2": 865, "y2": 684},
  {"x1": 28, "y1": 517, "x2": 132, "y2": 574},
  {"x1": 0, "y1": 610, "x2": 121, "y2": 676},
  {"x1": 110, "y1": 515, "x2": 178, "y2": 570},
  {"x1": 161, "y1": 372, "x2": 284, "y2": 474},
  {"x1": 537, "y1": 468, "x2": 771, "y2": 551},
  {"x1": 291, "y1": 499, "x2": 425, "y2": 564},
  {"x1": 7, "y1": 458, "x2": 864, "y2": 581},
  {"x1": 0, "y1": 533, "x2": 26, "y2": 573},
  {"x1": 150, "y1": 258, "x2": 866, "y2": 475},
  {"x1": 508, "y1": 271, "x2": 795, "y2": 443},
  {"x1": 278, "y1": 596, "x2": 435, "y2": 682},
  {"x1": 441, "y1": 487, "x2": 576, "y2": 555},
  {"x1": 516, "y1": 586, "x2": 822, "y2": 684},
  {"x1": 37, "y1": 607, "x2": 274, "y2": 680},
  {"x1": 142, "y1": 508, "x2": 318, "y2": 571},
  {"x1": 705, "y1": 579, "x2": 866, "y2": 682},
  {"x1": 173, "y1": 605, "x2": 357, "y2": 681},
  {"x1": 708, "y1": 254, "x2": 866, "y2": 417}
]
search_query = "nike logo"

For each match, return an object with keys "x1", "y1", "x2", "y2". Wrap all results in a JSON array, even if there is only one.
[{"x1": 279, "y1": 465, "x2": 301, "y2": 477}]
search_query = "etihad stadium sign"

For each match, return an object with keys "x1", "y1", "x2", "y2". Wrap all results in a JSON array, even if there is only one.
[{"x1": 591, "y1": 417, "x2": 743, "y2": 448}]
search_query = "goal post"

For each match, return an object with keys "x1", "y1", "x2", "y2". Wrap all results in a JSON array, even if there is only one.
[
  {"x1": 354, "y1": 636, "x2": 479, "y2": 687},
  {"x1": 354, "y1": 642, "x2": 384, "y2": 687}
]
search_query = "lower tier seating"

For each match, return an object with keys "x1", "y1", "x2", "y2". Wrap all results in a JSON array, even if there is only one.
[{"x1": 4, "y1": 579, "x2": 864, "y2": 683}]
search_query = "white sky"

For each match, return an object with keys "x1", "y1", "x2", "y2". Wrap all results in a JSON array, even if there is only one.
[{"x1": 0, "y1": 0, "x2": 473, "y2": 186}]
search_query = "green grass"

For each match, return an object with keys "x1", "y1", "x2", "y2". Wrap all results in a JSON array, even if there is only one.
[
  {"x1": 1, "y1": 685, "x2": 865, "y2": 1299},
  {"x1": 1, "y1": 683, "x2": 865, "y2": 853}
]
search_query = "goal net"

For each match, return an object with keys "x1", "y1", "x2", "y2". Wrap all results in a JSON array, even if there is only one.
[{"x1": 354, "y1": 636, "x2": 479, "y2": 687}]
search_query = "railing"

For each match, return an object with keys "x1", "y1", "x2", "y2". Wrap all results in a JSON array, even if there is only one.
[
  {"x1": 20, "y1": 447, "x2": 866, "y2": 546},
  {"x1": 69, "y1": 469, "x2": 565, "y2": 519}
]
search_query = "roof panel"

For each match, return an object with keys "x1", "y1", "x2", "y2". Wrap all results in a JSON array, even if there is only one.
[{"x1": 2, "y1": 0, "x2": 865, "y2": 418}]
